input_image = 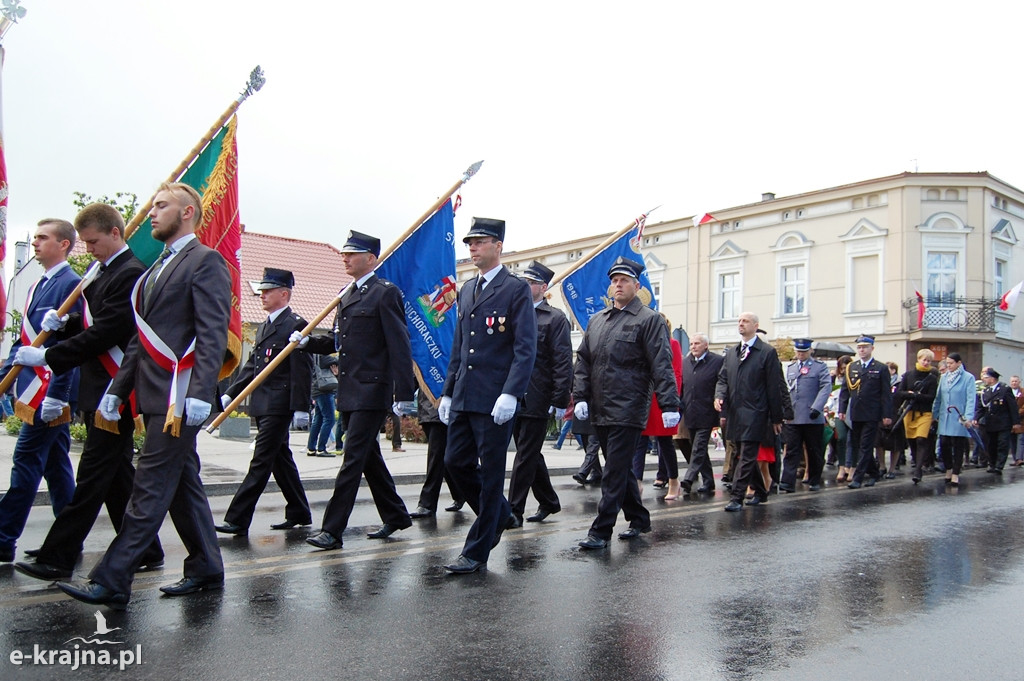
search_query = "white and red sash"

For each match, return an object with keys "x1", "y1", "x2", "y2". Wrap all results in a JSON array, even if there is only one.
[
  {"x1": 130, "y1": 275, "x2": 196, "y2": 436},
  {"x1": 84, "y1": 284, "x2": 140, "y2": 431},
  {"x1": 14, "y1": 278, "x2": 53, "y2": 423}
]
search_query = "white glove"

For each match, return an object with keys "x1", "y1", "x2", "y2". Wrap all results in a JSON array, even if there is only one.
[
  {"x1": 41, "y1": 310, "x2": 68, "y2": 332},
  {"x1": 438, "y1": 396, "x2": 452, "y2": 425},
  {"x1": 293, "y1": 411, "x2": 310, "y2": 429},
  {"x1": 99, "y1": 394, "x2": 123, "y2": 421},
  {"x1": 491, "y1": 393, "x2": 517, "y2": 425},
  {"x1": 40, "y1": 397, "x2": 66, "y2": 422},
  {"x1": 184, "y1": 398, "x2": 212, "y2": 427},
  {"x1": 14, "y1": 346, "x2": 47, "y2": 367},
  {"x1": 554, "y1": 407, "x2": 566, "y2": 421},
  {"x1": 288, "y1": 330, "x2": 309, "y2": 348},
  {"x1": 393, "y1": 401, "x2": 414, "y2": 417},
  {"x1": 574, "y1": 401, "x2": 589, "y2": 420},
  {"x1": 220, "y1": 394, "x2": 232, "y2": 410},
  {"x1": 662, "y1": 411, "x2": 681, "y2": 429}
]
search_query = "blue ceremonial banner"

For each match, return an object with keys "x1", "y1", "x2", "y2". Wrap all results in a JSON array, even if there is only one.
[
  {"x1": 376, "y1": 199, "x2": 457, "y2": 401},
  {"x1": 560, "y1": 224, "x2": 657, "y2": 330}
]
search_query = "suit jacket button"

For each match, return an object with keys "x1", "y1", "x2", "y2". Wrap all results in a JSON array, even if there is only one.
[
  {"x1": 470, "y1": 331, "x2": 475, "y2": 336},
  {"x1": 470, "y1": 314, "x2": 475, "y2": 319},
  {"x1": 469, "y1": 349, "x2": 474, "y2": 354},
  {"x1": 468, "y1": 365, "x2": 473, "y2": 370}
]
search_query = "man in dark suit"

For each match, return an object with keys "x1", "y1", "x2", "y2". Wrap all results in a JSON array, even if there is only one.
[
  {"x1": 574, "y1": 257, "x2": 680, "y2": 549},
  {"x1": 839, "y1": 335, "x2": 893, "y2": 489},
  {"x1": 680, "y1": 332, "x2": 724, "y2": 494},
  {"x1": 716, "y1": 312, "x2": 787, "y2": 511},
  {"x1": 779, "y1": 338, "x2": 832, "y2": 492},
  {"x1": 298, "y1": 230, "x2": 415, "y2": 550},
  {"x1": 58, "y1": 182, "x2": 232, "y2": 607},
  {"x1": 215, "y1": 268, "x2": 313, "y2": 536},
  {"x1": 508, "y1": 261, "x2": 572, "y2": 526},
  {"x1": 0, "y1": 219, "x2": 82, "y2": 563},
  {"x1": 13, "y1": 204, "x2": 163, "y2": 581},
  {"x1": 976, "y1": 366, "x2": 1019, "y2": 473},
  {"x1": 438, "y1": 217, "x2": 537, "y2": 573}
]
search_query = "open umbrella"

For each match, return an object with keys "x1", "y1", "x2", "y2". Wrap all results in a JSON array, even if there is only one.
[
  {"x1": 811, "y1": 340, "x2": 856, "y2": 359},
  {"x1": 948, "y1": 405, "x2": 986, "y2": 455}
]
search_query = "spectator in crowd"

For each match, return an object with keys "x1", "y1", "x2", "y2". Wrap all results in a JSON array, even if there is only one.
[
  {"x1": 680, "y1": 332, "x2": 723, "y2": 496},
  {"x1": 897, "y1": 349, "x2": 939, "y2": 484},
  {"x1": 307, "y1": 354, "x2": 338, "y2": 457},
  {"x1": 976, "y1": 366, "x2": 1019, "y2": 474},
  {"x1": 931, "y1": 353, "x2": 975, "y2": 487}
]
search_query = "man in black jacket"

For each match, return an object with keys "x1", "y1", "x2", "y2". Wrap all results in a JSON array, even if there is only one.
[
  {"x1": 574, "y1": 257, "x2": 680, "y2": 549},
  {"x1": 13, "y1": 204, "x2": 163, "y2": 581},
  {"x1": 977, "y1": 366, "x2": 1020, "y2": 473},
  {"x1": 215, "y1": 268, "x2": 313, "y2": 535},
  {"x1": 716, "y1": 312, "x2": 786, "y2": 511},
  {"x1": 507, "y1": 261, "x2": 572, "y2": 526},
  {"x1": 838, "y1": 335, "x2": 893, "y2": 489},
  {"x1": 680, "y1": 332, "x2": 723, "y2": 494}
]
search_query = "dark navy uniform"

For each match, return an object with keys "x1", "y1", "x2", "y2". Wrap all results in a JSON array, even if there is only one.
[
  {"x1": 780, "y1": 349, "x2": 831, "y2": 490},
  {"x1": 443, "y1": 265, "x2": 537, "y2": 564},
  {"x1": 508, "y1": 283, "x2": 572, "y2": 522},
  {"x1": 839, "y1": 349, "x2": 893, "y2": 485},
  {"x1": 222, "y1": 304, "x2": 313, "y2": 530},
  {"x1": 306, "y1": 273, "x2": 416, "y2": 539},
  {"x1": 977, "y1": 374, "x2": 1020, "y2": 471}
]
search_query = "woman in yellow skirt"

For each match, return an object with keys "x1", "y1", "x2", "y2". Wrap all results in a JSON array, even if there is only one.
[{"x1": 895, "y1": 348, "x2": 940, "y2": 484}]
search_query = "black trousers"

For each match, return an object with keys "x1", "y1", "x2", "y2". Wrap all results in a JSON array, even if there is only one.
[
  {"x1": 682, "y1": 427, "x2": 714, "y2": 487},
  {"x1": 577, "y1": 434, "x2": 603, "y2": 480},
  {"x1": 589, "y1": 426, "x2": 650, "y2": 540},
  {"x1": 508, "y1": 416, "x2": 560, "y2": 517},
  {"x1": 225, "y1": 413, "x2": 311, "y2": 528},
  {"x1": 729, "y1": 440, "x2": 767, "y2": 503},
  {"x1": 444, "y1": 411, "x2": 514, "y2": 563},
  {"x1": 36, "y1": 411, "x2": 162, "y2": 571},
  {"x1": 321, "y1": 409, "x2": 410, "y2": 537},
  {"x1": 850, "y1": 420, "x2": 881, "y2": 483},
  {"x1": 90, "y1": 416, "x2": 222, "y2": 595},
  {"x1": 939, "y1": 435, "x2": 968, "y2": 475},
  {"x1": 416, "y1": 421, "x2": 462, "y2": 511},
  {"x1": 782, "y1": 423, "x2": 825, "y2": 487},
  {"x1": 983, "y1": 429, "x2": 1010, "y2": 470}
]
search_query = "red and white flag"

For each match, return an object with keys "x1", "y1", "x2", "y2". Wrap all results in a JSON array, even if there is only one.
[
  {"x1": 0, "y1": 46, "x2": 9, "y2": 326},
  {"x1": 999, "y1": 280, "x2": 1023, "y2": 311},
  {"x1": 692, "y1": 212, "x2": 717, "y2": 228}
]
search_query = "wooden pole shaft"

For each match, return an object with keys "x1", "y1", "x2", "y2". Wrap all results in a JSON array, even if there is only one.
[
  {"x1": 547, "y1": 219, "x2": 637, "y2": 289},
  {"x1": 206, "y1": 170, "x2": 476, "y2": 433}
]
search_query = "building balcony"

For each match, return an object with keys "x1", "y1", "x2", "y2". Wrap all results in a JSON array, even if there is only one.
[{"x1": 902, "y1": 297, "x2": 997, "y2": 341}]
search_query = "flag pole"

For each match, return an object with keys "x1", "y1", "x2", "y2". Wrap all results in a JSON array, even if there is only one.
[
  {"x1": 548, "y1": 206, "x2": 660, "y2": 288},
  {"x1": 123, "y1": 66, "x2": 266, "y2": 241},
  {"x1": 206, "y1": 160, "x2": 485, "y2": 433}
]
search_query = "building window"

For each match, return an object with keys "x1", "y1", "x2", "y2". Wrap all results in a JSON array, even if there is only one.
[
  {"x1": 995, "y1": 258, "x2": 1007, "y2": 297},
  {"x1": 926, "y1": 251, "x2": 958, "y2": 305},
  {"x1": 850, "y1": 255, "x2": 880, "y2": 312},
  {"x1": 945, "y1": 189, "x2": 959, "y2": 201},
  {"x1": 926, "y1": 189, "x2": 941, "y2": 200},
  {"x1": 780, "y1": 264, "x2": 806, "y2": 315},
  {"x1": 651, "y1": 280, "x2": 661, "y2": 309},
  {"x1": 718, "y1": 271, "x2": 741, "y2": 320}
]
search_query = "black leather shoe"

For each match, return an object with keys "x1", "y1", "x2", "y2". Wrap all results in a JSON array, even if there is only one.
[
  {"x1": 492, "y1": 513, "x2": 516, "y2": 549},
  {"x1": 409, "y1": 506, "x2": 435, "y2": 519},
  {"x1": 214, "y1": 522, "x2": 247, "y2": 536},
  {"x1": 572, "y1": 473, "x2": 587, "y2": 486},
  {"x1": 58, "y1": 580, "x2": 129, "y2": 609},
  {"x1": 159, "y1": 574, "x2": 224, "y2": 596},
  {"x1": 681, "y1": 479, "x2": 693, "y2": 494},
  {"x1": 306, "y1": 531, "x2": 343, "y2": 550},
  {"x1": 652, "y1": 479, "x2": 668, "y2": 489},
  {"x1": 0, "y1": 546, "x2": 13, "y2": 562},
  {"x1": 270, "y1": 519, "x2": 311, "y2": 530},
  {"x1": 526, "y1": 508, "x2": 559, "y2": 523},
  {"x1": 912, "y1": 476, "x2": 921, "y2": 485},
  {"x1": 367, "y1": 522, "x2": 410, "y2": 539},
  {"x1": 778, "y1": 484, "x2": 795, "y2": 493},
  {"x1": 808, "y1": 484, "x2": 821, "y2": 491},
  {"x1": 721, "y1": 474, "x2": 732, "y2": 483},
  {"x1": 863, "y1": 478, "x2": 876, "y2": 487},
  {"x1": 724, "y1": 500, "x2": 743, "y2": 512},
  {"x1": 507, "y1": 514, "x2": 523, "y2": 529},
  {"x1": 444, "y1": 555, "x2": 486, "y2": 574},
  {"x1": 617, "y1": 526, "x2": 651, "y2": 540},
  {"x1": 578, "y1": 534, "x2": 610, "y2": 549},
  {"x1": 15, "y1": 561, "x2": 72, "y2": 581},
  {"x1": 23, "y1": 548, "x2": 41, "y2": 558},
  {"x1": 585, "y1": 475, "x2": 602, "y2": 485},
  {"x1": 746, "y1": 495, "x2": 767, "y2": 506},
  {"x1": 444, "y1": 501, "x2": 464, "y2": 512},
  {"x1": 994, "y1": 468, "x2": 1003, "y2": 475},
  {"x1": 847, "y1": 480, "x2": 863, "y2": 489},
  {"x1": 136, "y1": 559, "x2": 165, "y2": 573},
  {"x1": 696, "y1": 485, "x2": 716, "y2": 494}
]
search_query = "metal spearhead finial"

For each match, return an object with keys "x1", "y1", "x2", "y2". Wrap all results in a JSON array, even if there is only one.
[
  {"x1": 0, "y1": 0, "x2": 26, "y2": 22},
  {"x1": 462, "y1": 160, "x2": 484, "y2": 182},
  {"x1": 239, "y1": 65, "x2": 266, "y2": 101}
]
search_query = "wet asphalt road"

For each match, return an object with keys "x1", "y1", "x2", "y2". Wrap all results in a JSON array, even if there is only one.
[{"x1": 2, "y1": 468, "x2": 1024, "y2": 680}]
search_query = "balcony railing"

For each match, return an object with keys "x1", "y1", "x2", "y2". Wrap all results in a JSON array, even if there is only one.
[{"x1": 903, "y1": 297, "x2": 996, "y2": 333}]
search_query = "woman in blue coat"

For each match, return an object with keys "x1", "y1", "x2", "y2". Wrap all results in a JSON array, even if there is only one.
[{"x1": 931, "y1": 353, "x2": 976, "y2": 486}]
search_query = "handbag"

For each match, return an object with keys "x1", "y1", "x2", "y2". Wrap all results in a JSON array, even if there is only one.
[{"x1": 313, "y1": 360, "x2": 338, "y2": 393}]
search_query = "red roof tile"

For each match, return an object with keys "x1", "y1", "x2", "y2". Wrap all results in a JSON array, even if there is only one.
[{"x1": 239, "y1": 230, "x2": 351, "y2": 328}]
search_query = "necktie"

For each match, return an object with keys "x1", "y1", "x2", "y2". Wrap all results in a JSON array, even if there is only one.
[
  {"x1": 474, "y1": 276, "x2": 485, "y2": 300},
  {"x1": 143, "y1": 247, "x2": 173, "y2": 311},
  {"x1": 740, "y1": 343, "x2": 749, "y2": 362}
]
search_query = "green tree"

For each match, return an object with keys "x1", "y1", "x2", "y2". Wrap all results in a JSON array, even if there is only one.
[
  {"x1": 2, "y1": 309, "x2": 21, "y2": 342},
  {"x1": 68, "y1": 191, "x2": 140, "y2": 275}
]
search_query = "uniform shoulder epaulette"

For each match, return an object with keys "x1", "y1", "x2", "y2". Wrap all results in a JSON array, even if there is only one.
[{"x1": 378, "y1": 279, "x2": 393, "y2": 287}]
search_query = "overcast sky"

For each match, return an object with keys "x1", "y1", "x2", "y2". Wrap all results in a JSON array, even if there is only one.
[{"x1": 2, "y1": 0, "x2": 1022, "y2": 267}]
